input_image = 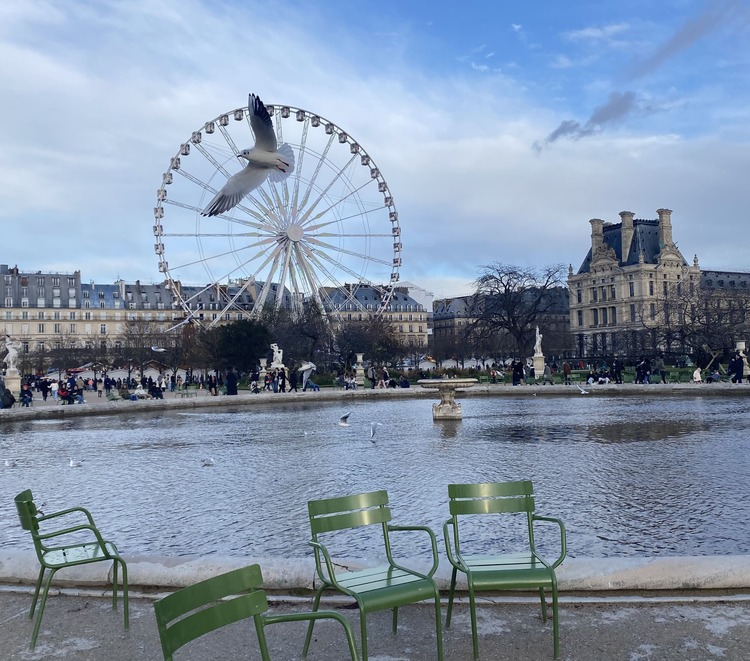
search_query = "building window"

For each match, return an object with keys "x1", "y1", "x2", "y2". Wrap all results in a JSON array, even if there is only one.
[
  {"x1": 630, "y1": 304, "x2": 636, "y2": 322},
  {"x1": 592, "y1": 288, "x2": 598, "y2": 303},
  {"x1": 610, "y1": 285, "x2": 616, "y2": 300},
  {"x1": 37, "y1": 298, "x2": 45, "y2": 307},
  {"x1": 68, "y1": 278, "x2": 75, "y2": 287},
  {"x1": 649, "y1": 303, "x2": 655, "y2": 320},
  {"x1": 69, "y1": 323, "x2": 76, "y2": 333},
  {"x1": 69, "y1": 311, "x2": 76, "y2": 320},
  {"x1": 593, "y1": 309, "x2": 599, "y2": 326},
  {"x1": 610, "y1": 306, "x2": 617, "y2": 325},
  {"x1": 663, "y1": 282, "x2": 668, "y2": 296},
  {"x1": 38, "y1": 323, "x2": 45, "y2": 333},
  {"x1": 629, "y1": 282, "x2": 634, "y2": 297},
  {"x1": 649, "y1": 281, "x2": 654, "y2": 296},
  {"x1": 577, "y1": 310, "x2": 583, "y2": 327},
  {"x1": 54, "y1": 323, "x2": 61, "y2": 334},
  {"x1": 52, "y1": 277, "x2": 60, "y2": 287}
]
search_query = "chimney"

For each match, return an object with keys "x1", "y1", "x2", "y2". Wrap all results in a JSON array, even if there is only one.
[
  {"x1": 619, "y1": 211, "x2": 634, "y2": 262},
  {"x1": 590, "y1": 218, "x2": 605, "y2": 253},
  {"x1": 657, "y1": 208, "x2": 673, "y2": 247}
]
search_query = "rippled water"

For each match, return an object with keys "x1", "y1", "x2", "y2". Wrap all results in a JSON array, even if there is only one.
[{"x1": 2, "y1": 394, "x2": 750, "y2": 559}]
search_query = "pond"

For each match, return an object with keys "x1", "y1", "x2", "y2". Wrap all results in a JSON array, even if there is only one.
[{"x1": 2, "y1": 394, "x2": 749, "y2": 560}]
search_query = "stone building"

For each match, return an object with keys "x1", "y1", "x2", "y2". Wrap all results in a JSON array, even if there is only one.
[
  {"x1": 567, "y1": 209, "x2": 702, "y2": 358},
  {"x1": 1, "y1": 264, "x2": 428, "y2": 370}
]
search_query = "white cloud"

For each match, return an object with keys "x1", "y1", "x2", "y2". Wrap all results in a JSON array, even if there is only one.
[{"x1": 0, "y1": 0, "x2": 749, "y2": 299}]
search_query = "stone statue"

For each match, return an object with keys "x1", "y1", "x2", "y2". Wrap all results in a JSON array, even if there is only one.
[
  {"x1": 270, "y1": 343, "x2": 284, "y2": 369},
  {"x1": 2, "y1": 335, "x2": 22, "y2": 372},
  {"x1": 534, "y1": 326, "x2": 543, "y2": 355}
]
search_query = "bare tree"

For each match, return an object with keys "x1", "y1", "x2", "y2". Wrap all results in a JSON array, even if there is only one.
[{"x1": 472, "y1": 263, "x2": 567, "y2": 355}]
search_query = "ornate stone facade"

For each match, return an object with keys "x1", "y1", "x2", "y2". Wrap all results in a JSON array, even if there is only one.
[{"x1": 567, "y1": 209, "x2": 702, "y2": 358}]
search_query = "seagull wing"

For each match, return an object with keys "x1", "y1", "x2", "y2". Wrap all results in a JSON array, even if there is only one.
[
  {"x1": 248, "y1": 93, "x2": 278, "y2": 152},
  {"x1": 202, "y1": 166, "x2": 269, "y2": 217},
  {"x1": 340, "y1": 412, "x2": 351, "y2": 423}
]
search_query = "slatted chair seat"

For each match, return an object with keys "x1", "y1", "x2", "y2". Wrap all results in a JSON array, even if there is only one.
[
  {"x1": 444, "y1": 480, "x2": 566, "y2": 660},
  {"x1": 14, "y1": 489, "x2": 128, "y2": 651},
  {"x1": 304, "y1": 490, "x2": 443, "y2": 661}
]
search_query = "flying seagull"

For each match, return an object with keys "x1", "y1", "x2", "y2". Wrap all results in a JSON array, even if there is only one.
[
  {"x1": 151, "y1": 346, "x2": 167, "y2": 353},
  {"x1": 576, "y1": 384, "x2": 589, "y2": 395},
  {"x1": 201, "y1": 93, "x2": 295, "y2": 217},
  {"x1": 370, "y1": 422, "x2": 383, "y2": 440},
  {"x1": 339, "y1": 412, "x2": 352, "y2": 427}
]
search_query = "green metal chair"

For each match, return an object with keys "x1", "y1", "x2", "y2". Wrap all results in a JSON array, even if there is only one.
[
  {"x1": 303, "y1": 490, "x2": 443, "y2": 661},
  {"x1": 13, "y1": 489, "x2": 129, "y2": 650},
  {"x1": 444, "y1": 480, "x2": 566, "y2": 659},
  {"x1": 153, "y1": 563, "x2": 359, "y2": 660}
]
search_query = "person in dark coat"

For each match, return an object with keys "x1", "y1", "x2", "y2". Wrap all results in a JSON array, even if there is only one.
[
  {"x1": 289, "y1": 370, "x2": 298, "y2": 392},
  {"x1": 225, "y1": 370, "x2": 238, "y2": 395}
]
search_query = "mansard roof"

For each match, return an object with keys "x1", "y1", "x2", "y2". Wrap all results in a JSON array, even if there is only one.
[{"x1": 577, "y1": 218, "x2": 687, "y2": 274}]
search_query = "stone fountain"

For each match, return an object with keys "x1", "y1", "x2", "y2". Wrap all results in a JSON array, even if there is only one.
[{"x1": 417, "y1": 377, "x2": 478, "y2": 420}]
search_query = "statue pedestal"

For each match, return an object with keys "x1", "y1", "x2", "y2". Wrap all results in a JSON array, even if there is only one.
[
  {"x1": 355, "y1": 353, "x2": 365, "y2": 388},
  {"x1": 418, "y1": 378, "x2": 477, "y2": 420},
  {"x1": 533, "y1": 354, "x2": 545, "y2": 382},
  {"x1": 258, "y1": 358, "x2": 268, "y2": 382},
  {"x1": 4, "y1": 368, "x2": 21, "y2": 397}
]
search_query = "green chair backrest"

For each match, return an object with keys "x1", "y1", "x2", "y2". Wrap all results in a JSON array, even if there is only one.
[
  {"x1": 14, "y1": 489, "x2": 40, "y2": 533},
  {"x1": 308, "y1": 490, "x2": 392, "y2": 536},
  {"x1": 153, "y1": 564, "x2": 269, "y2": 660},
  {"x1": 447, "y1": 480, "x2": 537, "y2": 551}
]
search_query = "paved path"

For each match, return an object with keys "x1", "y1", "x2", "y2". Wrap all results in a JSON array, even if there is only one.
[{"x1": 3, "y1": 587, "x2": 750, "y2": 660}]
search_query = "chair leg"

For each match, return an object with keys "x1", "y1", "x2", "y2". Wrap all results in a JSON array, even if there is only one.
[
  {"x1": 301, "y1": 585, "x2": 325, "y2": 658},
  {"x1": 552, "y1": 582, "x2": 560, "y2": 659},
  {"x1": 28, "y1": 566, "x2": 45, "y2": 619},
  {"x1": 359, "y1": 607, "x2": 369, "y2": 661},
  {"x1": 30, "y1": 567, "x2": 57, "y2": 650},
  {"x1": 445, "y1": 566, "x2": 458, "y2": 627},
  {"x1": 114, "y1": 558, "x2": 129, "y2": 629},
  {"x1": 468, "y1": 584, "x2": 479, "y2": 661},
  {"x1": 538, "y1": 586, "x2": 547, "y2": 623},
  {"x1": 254, "y1": 615, "x2": 272, "y2": 661},
  {"x1": 391, "y1": 606, "x2": 398, "y2": 634},
  {"x1": 433, "y1": 586, "x2": 444, "y2": 661}
]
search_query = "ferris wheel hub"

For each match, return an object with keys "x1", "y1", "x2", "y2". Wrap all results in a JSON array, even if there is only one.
[{"x1": 285, "y1": 222, "x2": 304, "y2": 242}]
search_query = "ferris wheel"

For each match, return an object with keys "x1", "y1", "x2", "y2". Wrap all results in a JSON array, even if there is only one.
[{"x1": 153, "y1": 96, "x2": 402, "y2": 329}]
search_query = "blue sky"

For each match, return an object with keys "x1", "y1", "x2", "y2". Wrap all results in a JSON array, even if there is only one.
[{"x1": 1, "y1": 0, "x2": 749, "y2": 299}]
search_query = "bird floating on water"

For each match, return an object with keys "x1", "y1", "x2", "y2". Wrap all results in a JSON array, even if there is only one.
[
  {"x1": 69, "y1": 458, "x2": 84, "y2": 468},
  {"x1": 202, "y1": 457, "x2": 215, "y2": 467},
  {"x1": 338, "y1": 412, "x2": 352, "y2": 427},
  {"x1": 201, "y1": 93, "x2": 295, "y2": 217},
  {"x1": 4, "y1": 459, "x2": 17, "y2": 467}
]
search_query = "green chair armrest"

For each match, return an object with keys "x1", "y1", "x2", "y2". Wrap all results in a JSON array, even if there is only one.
[
  {"x1": 532, "y1": 514, "x2": 567, "y2": 569},
  {"x1": 308, "y1": 540, "x2": 345, "y2": 590},
  {"x1": 388, "y1": 524, "x2": 440, "y2": 577},
  {"x1": 39, "y1": 506, "x2": 96, "y2": 527},
  {"x1": 262, "y1": 610, "x2": 359, "y2": 660},
  {"x1": 442, "y1": 519, "x2": 464, "y2": 569},
  {"x1": 37, "y1": 524, "x2": 110, "y2": 552}
]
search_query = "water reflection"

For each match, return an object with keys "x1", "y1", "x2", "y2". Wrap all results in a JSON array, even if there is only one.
[{"x1": 1, "y1": 395, "x2": 749, "y2": 560}]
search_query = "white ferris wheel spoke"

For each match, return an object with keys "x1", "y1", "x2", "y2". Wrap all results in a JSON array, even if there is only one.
[{"x1": 156, "y1": 101, "x2": 399, "y2": 324}]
